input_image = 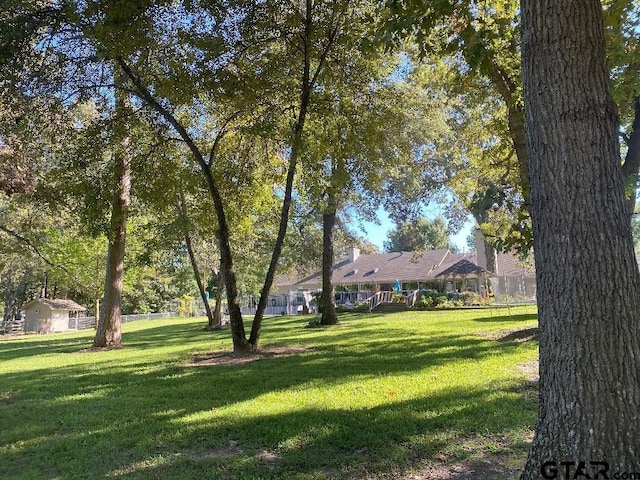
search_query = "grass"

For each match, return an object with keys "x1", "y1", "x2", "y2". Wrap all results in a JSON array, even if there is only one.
[{"x1": 0, "y1": 306, "x2": 538, "y2": 480}]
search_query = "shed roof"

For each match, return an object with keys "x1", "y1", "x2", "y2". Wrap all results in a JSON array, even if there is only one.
[{"x1": 23, "y1": 298, "x2": 86, "y2": 311}]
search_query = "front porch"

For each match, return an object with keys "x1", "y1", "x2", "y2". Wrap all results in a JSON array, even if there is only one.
[{"x1": 249, "y1": 280, "x2": 469, "y2": 316}]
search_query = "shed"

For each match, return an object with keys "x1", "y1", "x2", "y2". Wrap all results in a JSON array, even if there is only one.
[{"x1": 23, "y1": 298, "x2": 87, "y2": 333}]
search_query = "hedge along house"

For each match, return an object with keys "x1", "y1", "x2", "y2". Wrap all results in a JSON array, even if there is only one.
[{"x1": 23, "y1": 298, "x2": 87, "y2": 333}]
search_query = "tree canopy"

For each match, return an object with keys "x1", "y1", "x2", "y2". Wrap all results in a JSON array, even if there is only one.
[{"x1": 384, "y1": 217, "x2": 452, "y2": 252}]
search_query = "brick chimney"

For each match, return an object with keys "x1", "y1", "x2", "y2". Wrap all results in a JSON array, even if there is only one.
[{"x1": 475, "y1": 228, "x2": 498, "y2": 274}]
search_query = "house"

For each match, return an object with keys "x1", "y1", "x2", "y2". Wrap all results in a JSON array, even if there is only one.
[
  {"x1": 23, "y1": 298, "x2": 87, "y2": 333},
  {"x1": 242, "y1": 241, "x2": 536, "y2": 315}
]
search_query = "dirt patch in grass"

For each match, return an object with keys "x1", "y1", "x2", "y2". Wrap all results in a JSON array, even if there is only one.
[
  {"x1": 516, "y1": 359, "x2": 539, "y2": 382},
  {"x1": 404, "y1": 431, "x2": 533, "y2": 479},
  {"x1": 187, "y1": 346, "x2": 311, "y2": 366},
  {"x1": 192, "y1": 440, "x2": 244, "y2": 458},
  {"x1": 255, "y1": 449, "x2": 281, "y2": 464},
  {"x1": 478, "y1": 327, "x2": 538, "y2": 343},
  {"x1": 408, "y1": 460, "x2": 521, "y2": 479},
  {"x1": 0, "y1": 390, "x2": 18, "y2": 404}
]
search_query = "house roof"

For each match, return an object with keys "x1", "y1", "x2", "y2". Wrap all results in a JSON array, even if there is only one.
[
  {"x1": 275, "y1": 248, "x2": 538, "y2": 290},
  {"x1": 436, "y1": 258, "x2": 487, "y2": 277},
  {"x1": 331, "y1": 249, "x2": 452, "y2": 284},
  {"x1": 23, "y1": 298, "x2": 86, "y2": 311},
  {"x1": 494, "y1": 252, "x2": 535, "y2": 276}
]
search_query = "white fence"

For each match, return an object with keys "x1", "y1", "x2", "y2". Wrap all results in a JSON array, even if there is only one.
[
  {"x1": 70, "y1": 312, "x2": 175, "y2": 331},
  {"x1": 1, "y1": 312, "x2": 175, "y2": 335},
  {"x1": 0, "y1": 318, "x2": 26, "y2": 335}
]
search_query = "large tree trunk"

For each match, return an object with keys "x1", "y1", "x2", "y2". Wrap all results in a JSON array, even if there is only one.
[
  {"x1": 320, "y1": 206, "x2": 338, "y2": 325},
  {"x1": 178, "y1": 193, "x2": 217, "y2": 329},
  {"x1": 621, "y1": 97, "x2": 640, "y2": 219},
  {"x1": 215, "y1": 192, "x2": 248, "y2": 351},
  {"x1": 521, "y1": 1, "x2": 640, "y2": 477},
  {"x1": 93, "y1": 95, "x2": 131, "y2": 348}
]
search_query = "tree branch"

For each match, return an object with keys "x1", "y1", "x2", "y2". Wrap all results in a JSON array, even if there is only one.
[
  {"x1": 207, "y1": 111, "x2": 243, "y2": 168},
  {"x1": 0, "y1": 225, "x2": 68, "y2": 272},
  {"x1": 116, "y1": 56, "x2": 208, "y2": 169}
]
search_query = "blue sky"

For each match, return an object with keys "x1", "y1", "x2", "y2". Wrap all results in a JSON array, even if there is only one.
[{"x1": 356, "y1": 206, "x2": 475, "y2": 253}]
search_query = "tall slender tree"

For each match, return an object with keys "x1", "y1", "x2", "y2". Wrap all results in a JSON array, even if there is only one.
[
  {"x1": 177, "y1": 192, "x2": 217, "y2": 329},
  {"x1": 520, "y1": 0, "x2": 640, "y2": 476},
  {"x1": 93, "y1": 81, "x2": 132, "y2": 348}
]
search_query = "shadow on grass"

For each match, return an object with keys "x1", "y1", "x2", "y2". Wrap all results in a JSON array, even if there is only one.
[
  {"x1": 0, "y1": 356, "x2": 535, "y2": 479},
  {"x1": 473, "y1": 313, "x2": 538, "y2": 324},
  {"x1": 0, "y1": 326, "x2": 537, "y2": 479},
  {"x1": 0, "y1": 319, "x2": 228, "y2": 363},
  {"x1": 0, "y1": 371, "x2": 536, "y2": 479}
]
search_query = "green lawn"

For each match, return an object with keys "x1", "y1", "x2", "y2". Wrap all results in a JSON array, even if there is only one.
[{"x1": 0, "y1": 307, "x2": 538, "y2": 480}]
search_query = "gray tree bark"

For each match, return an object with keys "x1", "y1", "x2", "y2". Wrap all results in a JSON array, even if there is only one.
[
  {"x1": 320, "y1": 205, "x2": 338, "y2": 325},
  {"x1": 520, "y1": 1, "x2": 640, "y2": 477},
  {"x1": 621, "y1": 97, "x2": 640, "y2": 218},
  {"x1": 93, "y1": 89, "x2": 131, "y2": 348},
  {"x1": 116, "y1": 58, "x2": 249, "y2": 352},
  {"x1": 250, "y1": 0, "x2": 316, "y2": 345}
]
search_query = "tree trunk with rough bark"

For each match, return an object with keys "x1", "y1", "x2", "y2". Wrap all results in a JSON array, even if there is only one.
[
  {"x1": 520, "y1": 1, "x2": 640, "y2": 478},
  {"x1": 320, "y1": 206, "x2": 338, "y2": 325},
  {"x1": 93, "y1": 93, "x2": 131, "y2": 348},
  {"x1": 217, "y1": 207, "x2": 248, "y2": 351},
  {"x1": 621, "y1": 97, "x2": 640, "y2": 219}
]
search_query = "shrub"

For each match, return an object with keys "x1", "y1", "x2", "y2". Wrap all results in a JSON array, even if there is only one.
[
  {"x1": 422, "y1": 289, "x2": 440, "y2": 299},
  {"x1": 353, "y1": 302, "x2": 370, "y2": 313},
  {"x1": 177, "y1": 294, "x2": 194, "y2": 317},
  {"x1": 435, "y1": 299, "x2": 455, "y2": 309},
  {"x1": 459, "y1": 291, "x2": 482, "y2": 306},
  {"x1": 418, "y1": 296, "x2": 433, "y2": 309},
  {"x1": 336, "y1": 304, "x2": 354, "y2": 313},
  {"x1": 434, "y1": 295, "x2": 449, "y2": 307},
  {"x1": 433, "y1": 298, "x2": 461, "y2": 309},
  {"x1": 392, "y1": 293, "x2": 406, "y2": 303}
]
